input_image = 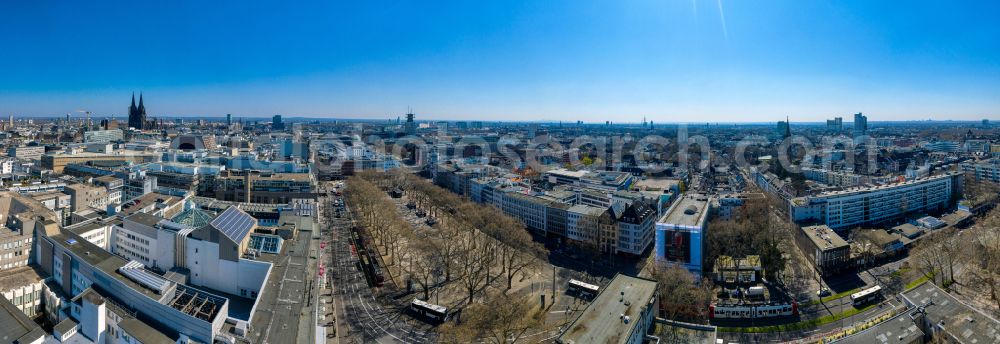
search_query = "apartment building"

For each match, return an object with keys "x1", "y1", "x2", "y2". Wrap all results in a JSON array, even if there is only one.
[
  {"x1": 790, "y1": 172, "x2": 961, "y2": 230},
  {"x1": 801, "y1": 167, "x2": 893, "y2": 187},
  {"x1": 962, "y1": 159, "x2": 1000, "y2": 184}
]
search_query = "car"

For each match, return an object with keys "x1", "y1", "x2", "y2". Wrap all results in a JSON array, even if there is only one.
[{"x1": 817, "y1": 288, "x2": 831, "y2": 297}]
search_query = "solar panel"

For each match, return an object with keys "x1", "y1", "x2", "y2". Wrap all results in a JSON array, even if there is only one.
[{"x1": 210, "y1": 206, "x2": 256, "y2": 242}]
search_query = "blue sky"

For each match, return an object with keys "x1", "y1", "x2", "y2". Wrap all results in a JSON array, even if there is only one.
[{"x1": 2, "y1": 0, "x2": 999, "y2": 122}]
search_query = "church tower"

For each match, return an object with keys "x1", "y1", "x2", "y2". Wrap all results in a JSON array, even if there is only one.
[{"x1": 128, "y1": 92, "x2": 148, "y2": 130}]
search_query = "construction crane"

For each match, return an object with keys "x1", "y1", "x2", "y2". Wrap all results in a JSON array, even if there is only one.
[{"x1": 75, "y1": 109, "x2": 93, "y2": 129}]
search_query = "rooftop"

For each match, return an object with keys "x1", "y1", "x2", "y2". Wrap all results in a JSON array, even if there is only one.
[
  {"x1": 659, "y1": 193, "x2": 710, "y2": 227},
  {"x1": 118, "y1": 318, "x2": 175, "y2": 344},
  {"x1": 633, "y1": 178, "x2": 680, "y2": 192},
  {"x1": 558, "y1": 274, "x2": 657, "y2": 344},
  {"x1": 546, "y1": 168, "x2": 590, "y2": 179},
  {"x1": 832, "y1": 311, "x2": 923, "y2": 344},
  {"x1": 902, "y1": 281, "x2": 1000, "y2": 344},
  {"x1": 801, "y1": 225, "x2": 849, "y2": 251},
  {"x1": 126, "y1": 212, "x2": 166, "y2": 228},
  {"x1": 806, "y1": 172, "x2": 959, "y2": 200},
  {"x1": 47, "y1": 149, "x2": 156, "y2": 157},
  {"x1": 0, "y1": 294, "x2": 45, "y2": 344},
  {"x1": 0, "y1": 265, "x2": 46, "y2": 291}
]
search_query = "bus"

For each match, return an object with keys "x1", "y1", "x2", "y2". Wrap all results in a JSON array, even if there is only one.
[
  {"x1": 410, "y1": 298, "x2": 448, "y2": 323},
  {"x1": 850, "y1": 285, "x2": 882, "y2": 307},
  {"x1": 567, "y1": 279, "x2": 600, "y2": 299}
]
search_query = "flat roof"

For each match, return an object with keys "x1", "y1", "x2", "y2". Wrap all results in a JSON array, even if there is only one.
[
  {"x1": 558, "y1": 274, "x2": 657, "y2": 344},
  {"x1": 832, "y1": 310, "x2": 922, "y2": 343},
  {"x1": 567, "y1": 204, "x2": 607, "y2": 216},
  {"x1": 633, "y1": 178, "x2": 679, "y2": 191},
  {"x1": 125, "y1": 212, "x2": 165, "y2": 228},
  {"x1": 119, "y1": 318, "x2": 175, "y2": 344},
  {"x1": 659, "y1": 194, "x2": 710, "y2": 227},
  {"x1": 808, "y1": 172, "x2": 958, "y2": 199},
  {"x1": 891, "y1": 223, "x2": 924, "y2": 237},
  {"x1": 64, "y1": 217, "x2": 121, "y2": 236},
  {"x1": 651, "y1": 320, "x2": 717, "y2": 344},
  {"x1": 49, "y1": 231, "x2": 164, "y2": 300},
  {"x1": 801, "y1": 225, "x2": 849, "y2": 250},
  {"x1": 901, "y1": 281, "x2": 1000, "y2": 344},
  {"x1": 0, "y1": 294, "x2": 45, "y2": 344},
  {"x1": 0, "y1": 265, "x2": 46, "y2": 291},
  {"x1": 547, "y1": 168, "x2": 589, "y2": 179},
  {"x1": 48, "y1": 150, "x2": 156, "y2": 157}
]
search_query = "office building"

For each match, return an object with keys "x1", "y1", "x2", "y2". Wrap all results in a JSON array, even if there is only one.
[
  {"x1": 41, "y1": 150, "x2": 159, "y2": 173},
  {"x1": 613, "y1": 201, "x2": 655, "y2": 255},
  {"x1": 271, "y1": 115, "x2": 284, "y2": 130},
  {"x1": 83, "y1": 129, "x2": 124, "y2": 143},
  {"x1": 1, "y1": 192, "x2": 59, "y2": 271},
  {"x1": 64, "y1": 183, "x2": 112, "y2": 212},
  {"x1": 826, "y1": 117, "x2": 843, "y2": 131},
  {"x1": 35, "y1": 227, "x2": 230, "y2": 343},
  {"x1": 655, "y1": 193, "x2": 711, "y2": 274},
  {"x1": 794, "y1": 225, "x2": 850, "y2": 275},
  {"x1": 404, "y1": 113, "x2": 416, "y2": 135},
  {"x1": 207, "y1": 170, "x2": 314, "y2": 204},
  {"x1": 0, "y1": 292, "x2": 44, "y2": 344},
  {"x1": 853, "y1": 112, "x2": 868, "y2": 135},
  {"x1": 7, "y1": 145, "x2": 46, "y2": 161},
  {"x1": 557, "y1": 274, "x2": 658, "y2": 344}
]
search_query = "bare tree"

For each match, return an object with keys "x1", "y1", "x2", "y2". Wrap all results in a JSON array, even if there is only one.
[
  {"x1": 645, "y1": 261, "x2": 713, "y2": 322},
  {"x1": 440, "y1": 292, "x2": 543, "y2": 344}
]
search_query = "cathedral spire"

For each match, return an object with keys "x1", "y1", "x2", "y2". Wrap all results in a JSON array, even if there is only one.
[{"x1": 138, "y1": 92, "x2": 146, "y2": 114}]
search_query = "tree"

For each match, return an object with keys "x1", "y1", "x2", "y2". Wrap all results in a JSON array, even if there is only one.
[
  {"x1": 410, "y1": 239, "x2": 444, "y2": 300},
  {"x1": 439, "y1": 292, "x2": 543, "y2": 344},
  {"x1": 960, "y1": 221, "x2": 1000, "y2": 312},
  {"x1": 645, "y1": 261, "x2": 713, "y2": 322},
  {"x1": 457, "y1": 229, "x2": 495, "y2": 303}
]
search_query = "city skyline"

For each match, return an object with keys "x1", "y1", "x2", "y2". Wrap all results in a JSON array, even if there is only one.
[{"x1": 3, "y1": 1, "x2": 1000, "y2": 122}]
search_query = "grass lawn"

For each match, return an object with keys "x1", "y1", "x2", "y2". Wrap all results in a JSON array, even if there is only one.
[
  {"x1": 905, "y1": 273, "x2": 934, "y2": 291},
  {"x1": 802, "y1": 288, "x2": 861, "y2": 307}
]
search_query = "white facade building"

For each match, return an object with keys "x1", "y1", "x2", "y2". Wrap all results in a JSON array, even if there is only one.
[{"x1": 791, "y1": 172, "x2": 960, "y2": 229}]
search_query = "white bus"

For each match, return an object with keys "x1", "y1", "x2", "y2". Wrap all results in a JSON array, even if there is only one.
[
  {"x1": 567, "y1": 279, "x2": 600, "y2": 298},
  {"x1": 410, "y1": 298, "x2": 448, "y2": 323},
  {"x1": 850, "y1": 285, "x2": 882, "y2": 307}
]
